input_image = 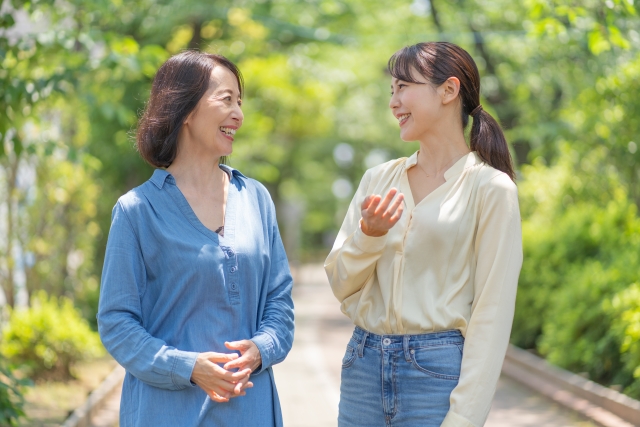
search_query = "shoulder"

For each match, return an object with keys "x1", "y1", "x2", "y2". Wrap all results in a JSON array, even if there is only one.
[
  {"x1": 473, "y1": 163, "x2": 519, "y2": 214},
  {"x1": 365, "y1": 157, "x2": 406, "y2": 176},
  {"x1": 116, "y1": 186, "x2": 148, "y2": 211},
  {"x1": 476, "y1": 162, "x2": 517, "y2": 196}
]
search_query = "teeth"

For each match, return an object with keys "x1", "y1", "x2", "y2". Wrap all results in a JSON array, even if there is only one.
[
  {"x1": 398, "y1": 113, "x2": 410, "y2": 122},
  {"x1": 220, "y1": 127, "x2": 236, "y2": 136}
]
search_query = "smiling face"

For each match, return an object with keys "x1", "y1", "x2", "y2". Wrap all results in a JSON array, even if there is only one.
[
  {"x1": 181, "y1": 65, "x2": 244, "y2": 158},
  {"x1": 389, "y1": 68, "x2": 446, "y2": 142}
]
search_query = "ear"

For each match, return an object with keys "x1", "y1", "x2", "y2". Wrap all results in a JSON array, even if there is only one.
[{"x1": 440, "y1": 77, "x2": 460, "y2": 105}]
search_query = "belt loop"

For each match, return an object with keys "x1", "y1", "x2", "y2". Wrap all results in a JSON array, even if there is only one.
[
  {"x1": 403, "y1": 335, "x2": 411, "y2": 362},
  {"x1": 357, "y1": 331, "x2": 368, "y2": 357}
]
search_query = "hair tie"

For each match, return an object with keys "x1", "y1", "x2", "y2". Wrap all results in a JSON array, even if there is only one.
[{"x1": 470, "y1": 104, "x2": 483, "y2": 117}]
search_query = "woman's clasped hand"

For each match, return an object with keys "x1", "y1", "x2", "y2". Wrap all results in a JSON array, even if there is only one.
[{"x1": 191, "y1": 340, "x2": 262, "y2": 403}]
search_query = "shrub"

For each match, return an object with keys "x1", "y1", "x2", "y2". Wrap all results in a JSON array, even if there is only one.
[
  {"x1": 0, "y1": 359, "x2": 30, "y2": 426},
  {"x1": 0, "y1": 291, "x2": 104, "y2": 381},
  {"x1": 512, "y1": 146, "x2": 640, "y2": 398}
]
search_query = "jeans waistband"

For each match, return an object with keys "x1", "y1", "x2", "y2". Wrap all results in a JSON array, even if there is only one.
[{"x1": 353, "y1": 326, "x2": 463, "y2": 350}]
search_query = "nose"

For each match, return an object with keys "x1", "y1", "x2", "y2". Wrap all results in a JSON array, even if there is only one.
[
  {"x1": 389, "y1": 92, "x2": 400, "y2": 110},
  {"x1": 232, "y1": 102, "x2": 244, "y2": 127}
]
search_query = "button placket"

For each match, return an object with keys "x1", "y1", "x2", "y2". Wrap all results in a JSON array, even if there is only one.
[{"x1": 222, "y1": 246, "x2": 240, "y2": 305}]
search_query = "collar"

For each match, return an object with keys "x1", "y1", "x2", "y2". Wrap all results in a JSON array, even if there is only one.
[
  {"x1": 149, "y1": 164, "x2": 246, "y2": 189},
  {"x1": 404, "y1": 150, "x2": 482, "y2": 181}
]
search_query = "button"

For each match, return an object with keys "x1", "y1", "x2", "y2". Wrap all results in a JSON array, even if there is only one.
[
  {"x1": 410, "y1": 349, "x2": 415, "y2": 354},
  {"x1": 227, "y1": 249, "x2": 235, "y2": 256},
  {"x1": 383, "y1": 338, "x2": 391, "y2": 346},
  {"x1": 230, "y1": 283, "x2": 237, "y2": 291},
  {"x1": 230, "y1": 266, "x2": 237, "y2": 273}
]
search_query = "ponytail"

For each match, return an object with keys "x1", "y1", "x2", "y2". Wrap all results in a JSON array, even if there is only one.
[{"x1": 469, "y1": 106, "x2": 516, "y2": 181}]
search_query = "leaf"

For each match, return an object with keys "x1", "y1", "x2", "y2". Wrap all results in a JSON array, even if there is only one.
[{"x1": 588, "y1": 27, "x2": 611, "y2": 55}]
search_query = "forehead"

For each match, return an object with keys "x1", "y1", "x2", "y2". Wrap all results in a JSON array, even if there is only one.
[
  {"x1": 209, "y1": 66, "x2": 240, "y2": 94},
  {"x1": 390, "y1": 67, "x2": 429, "y2": 86}
]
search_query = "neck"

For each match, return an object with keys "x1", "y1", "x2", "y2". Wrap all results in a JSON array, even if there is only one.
[
  {"x1": 167, "y1": 139, "x2": 224, "y2": 191},
  {"x1": 416, "y1": 125, "x2": 470, "y2": 172}
]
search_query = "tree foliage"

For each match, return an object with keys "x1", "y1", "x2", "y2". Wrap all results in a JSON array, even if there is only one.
[{"x1": 0, "y1": 0, "x2": 639, "y2": 398}]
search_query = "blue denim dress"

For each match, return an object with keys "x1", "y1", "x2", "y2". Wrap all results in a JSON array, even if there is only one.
[{"x1": 97, "y1": 166, "x2": 295, "y2": 427}]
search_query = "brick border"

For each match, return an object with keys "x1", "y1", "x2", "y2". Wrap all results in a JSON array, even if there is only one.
[{"x1": 502, "y1": 345, "x2": 640, "y2": 427}]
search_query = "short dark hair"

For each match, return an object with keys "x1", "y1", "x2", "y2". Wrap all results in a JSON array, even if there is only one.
[{"x1": 136, "y1": 50, "x2": 244, "y2": 168}]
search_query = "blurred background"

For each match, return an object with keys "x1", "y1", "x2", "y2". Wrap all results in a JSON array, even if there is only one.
[{"x1": 0, "y1": 0, "x2": 639, "y2": 425}]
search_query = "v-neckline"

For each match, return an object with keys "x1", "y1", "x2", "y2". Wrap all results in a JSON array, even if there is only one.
[
  {"x1": 166, "y1": 166, "x2": 236, "y2": 246},
  {"x1": 401, "y1": 152, "x2": 473, "y2": 211}
]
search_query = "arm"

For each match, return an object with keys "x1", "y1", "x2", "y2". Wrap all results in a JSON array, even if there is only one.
[
  {"x1": 442, "y1": 174, "x2": 523, "y2": 427},
  {"x1": 248, "y1": 197, "x2": 295, "y2": 374},
  {"x1": 324, "y1": 170, "x2": 394, "y2": 302},
  {"x1": 97, "y1": 201, "x2": 199, "y2": 390}
]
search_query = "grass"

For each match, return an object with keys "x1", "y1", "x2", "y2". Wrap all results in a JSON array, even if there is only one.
[{"x1": 18, "y1": 356, "x2": 117, "y2": 427}]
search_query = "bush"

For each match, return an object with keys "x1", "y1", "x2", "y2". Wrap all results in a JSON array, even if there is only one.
[
  {"x1": 0, "y1": 291, "x2": 104, "y2": 381},
  {"x1": 0, "y1": 359, "x2": 30, "y2": 426},
  {"x1": 512, "y1": 146, "x2": 640, "y2": 398}
]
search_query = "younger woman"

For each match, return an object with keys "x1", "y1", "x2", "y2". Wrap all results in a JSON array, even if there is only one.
[{"x1": 325, "y1": 42, "x2": 523, "y2": 427}]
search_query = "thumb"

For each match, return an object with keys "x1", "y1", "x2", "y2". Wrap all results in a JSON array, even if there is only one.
[
  {"x1": 205, "y1": 351, "x2": 239, "y2": 363},
  {"x1": 225, "y1": 340, "x2": 249, "y2": 351}
]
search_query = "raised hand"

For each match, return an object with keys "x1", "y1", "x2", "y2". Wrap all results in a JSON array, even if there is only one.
[{"x1": 360, "y1": 188, "x2": 405, "y2": 237}]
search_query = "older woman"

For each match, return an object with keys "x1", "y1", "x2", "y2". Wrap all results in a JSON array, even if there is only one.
[{"x1": 98, "y1": 51, "x2": 294, "y2": 426}]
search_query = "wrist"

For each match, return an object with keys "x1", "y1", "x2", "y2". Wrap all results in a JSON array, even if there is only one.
[{"x1": 360, "y1": 219, "x2": 388, "y2": 237}]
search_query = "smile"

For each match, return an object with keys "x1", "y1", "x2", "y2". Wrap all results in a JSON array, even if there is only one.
[
  {"x1": 397, "y1": 113, "x2": 410, "y2": 126},
  {"x1": 220, "y1": 127, "x2": 236, "y2": 136}
]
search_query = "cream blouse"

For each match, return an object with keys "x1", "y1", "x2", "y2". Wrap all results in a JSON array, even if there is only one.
[{"x1": 325, "y1": 151, "x2": 523, "y2": 427}]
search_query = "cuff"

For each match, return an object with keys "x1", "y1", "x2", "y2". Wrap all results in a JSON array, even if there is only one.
[
  {"x1": 441, "y1": 411, "x2": 477, "y2": 427},
  {"x1": 169, "y1": 349, "x2": 199, "y2": 389},
  {"x1": 353, "y1": 221, "x2": 388, "y2": 253},
  {"x1": 250, "y1": 332, "x2": 274, "y2": 374}
]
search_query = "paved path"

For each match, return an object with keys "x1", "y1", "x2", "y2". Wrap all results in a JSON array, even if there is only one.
[{"x1": 273, "y1": 264, "x2": 595, "y2": 427}]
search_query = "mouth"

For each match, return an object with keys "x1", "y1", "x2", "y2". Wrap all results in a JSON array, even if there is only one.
[
  {"x1": 397, "y1": 113, "x2": 410, "y2": 126},
  {"x1": 219, "y1": 126, "x2": 237, "y2": 141}
]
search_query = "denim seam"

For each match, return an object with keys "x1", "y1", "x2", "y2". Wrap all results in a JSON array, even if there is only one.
[
  {"x1": 409, "y1": 352, "x2": 460, "y2": 381},
  {"x1": 341, "y1": 346, "x2": 357, "y2": 369}
]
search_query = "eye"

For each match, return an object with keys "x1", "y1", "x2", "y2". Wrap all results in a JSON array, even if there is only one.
[
  {"x1": 398, "y1": 84, "x2": 407, "y2": 89},
  {"x1": 237, "y1": 99, "x2": 243, "y2": 107},
  {"x1": 224, "y1": 96, "x2": 232, "y2": 101}
]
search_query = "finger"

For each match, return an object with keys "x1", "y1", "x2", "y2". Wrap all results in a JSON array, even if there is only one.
[
  {"x1": 361, "y1": 195, "x2": 374, "y2": 210},
  {"x1": 375, "y1": 188, "x2": 398, "y2": 217},
  {"x1": 208, "y1": 363, "x2": 250, "y2": 384},
  {"x1": 233, "y1": 375, "x2": 251, "y2": 395},
  {"x1": 224, "y1": 352, "x2": 255, "y2": 370},
  {"x1": 225, "y1": 340, "x2": 249, "y2": 352},
  {"x1": 389, "y1": 200, "x2": 405, "y2": 224},
  {"x1": 364, "y1": 195, "x2": 382, "y2": 216},
  {"x1": 205, "y1": 352, "x2": 239, "y2": 364},
  {"x1": 209, "y1": 390, "x2": 229, "y2": 403},
  {"x1": 385, "y1": 192, "x2": 404, "y2": 217}
]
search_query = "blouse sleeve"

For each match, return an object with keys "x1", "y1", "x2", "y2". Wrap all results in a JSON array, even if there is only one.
[
  {"x1": 442, "y1": 173, "x2": 523, "y2": 427},
  {"x1": 250, "y1": 194, "x2": 295, "y2": 374},
  {"x1": 97, "y1": 201, "x2": 198, "y2": 390},
  {"x1": 324, "y1": 169, "x2": 388, "y2": 303}
]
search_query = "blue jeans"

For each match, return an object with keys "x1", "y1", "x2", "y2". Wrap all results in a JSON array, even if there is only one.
[{"x1": 338, "y1": 326, "x2": 464, "y2": 427}]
